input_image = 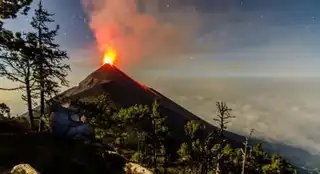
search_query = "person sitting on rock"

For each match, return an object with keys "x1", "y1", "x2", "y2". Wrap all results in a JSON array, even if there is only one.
[{"x1": 49, "y1": 97, "x2": 94, "y2": 141}]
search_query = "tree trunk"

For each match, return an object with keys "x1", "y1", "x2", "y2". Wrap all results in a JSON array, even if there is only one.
[
  {"x1": 38, "y1": 68, "x2": 44, "y2": 132},
  {"x1": 39, "y1": 68, "x2": 44, "y2": 108},
  {"x1": 137, "y1": 132, "x2": 140, "y2": 162},
  {"x1": 25, "y1": 77, "x2": 34, "y2": 130},
  {"x1": 154, "y1": 149, "x2": 157, "y2": 172},
  {"x1": 25, "y1": 55, "x2": 35, "y2": 130},
  {"x1": 40, "y1": 71, "x2": 44, "y2": 116},
  {"x1": 201, "y1": 154, "x2": 208, "y2": 174},
  {"x1": 153, "y1": 121, "x2": 157, "y2": 171},
  {"x1": 215, "y1": 162, "x2": 220, "y2": 174},
  {"x1": 38, "y1": 2, "x2": 44, "y2": 132},
  {"x1": 241, "y1": 146, "x2": 247, "y2": 174}
]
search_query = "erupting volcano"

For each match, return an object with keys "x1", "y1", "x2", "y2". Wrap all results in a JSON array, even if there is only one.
[
  {"x1": 103, "y1": 48, "x2": 117, "y2": 65},
  {"x1": 20, "y1": 58, "x2": 246, "y2": 164}
]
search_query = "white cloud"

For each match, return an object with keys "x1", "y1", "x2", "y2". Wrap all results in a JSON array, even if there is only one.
[{"x1": 141, "y1": 75, "x2": 320, "y2": 169}]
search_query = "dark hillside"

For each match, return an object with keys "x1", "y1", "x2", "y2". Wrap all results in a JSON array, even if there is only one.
[{"x1": 59, "y1": 64, "x2": 244, "y2": 144}]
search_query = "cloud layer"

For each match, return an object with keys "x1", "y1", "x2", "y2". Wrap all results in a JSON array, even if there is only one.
[{"x1": 136, "y1": 75, "x2": 320, "y2": 169}]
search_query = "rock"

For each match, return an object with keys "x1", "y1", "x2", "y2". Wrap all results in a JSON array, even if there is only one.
[
  {"x1": 10, "y1": 164, "x2": 39, "y2": 174},
  {"x1": 125, "y1": 162, "x2": 153, "y2": 174}
]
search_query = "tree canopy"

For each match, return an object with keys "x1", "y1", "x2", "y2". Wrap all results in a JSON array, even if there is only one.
[{"x1": 70, "y1": 93, "x2": 298, "y2": 174}]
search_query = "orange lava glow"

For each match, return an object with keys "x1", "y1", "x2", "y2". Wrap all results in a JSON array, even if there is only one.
[{"x1": 103, "y1": 48, "x2": 117, "y2": 65}]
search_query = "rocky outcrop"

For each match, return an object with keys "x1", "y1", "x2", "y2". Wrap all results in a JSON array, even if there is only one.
[
  {"x1": 9, "y1": 162, "x2": 153, "y2": 174},
  {"x1": 10, "y1": 164, "x2": 39, "y2": 174},
  {"x1": 125, "y1": 163, "x2": 153, "y2": 174}
]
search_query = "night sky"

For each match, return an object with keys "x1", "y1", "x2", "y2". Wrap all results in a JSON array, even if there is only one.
[
  {"x1": 3, "y1": 0, "x2": 320, "y2": 76},
  {"x1": 1, "y1": 0, "x2": 320, "y2": 113}
]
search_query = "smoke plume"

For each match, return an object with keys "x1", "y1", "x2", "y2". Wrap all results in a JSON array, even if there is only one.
[{"x1": 81, "y1": 0, "x2": 202, "y2": 69}]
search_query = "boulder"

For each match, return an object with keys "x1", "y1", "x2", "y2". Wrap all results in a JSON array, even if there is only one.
[{"x1": 10, "y1": 164, "x2": 39, "y2": 174}]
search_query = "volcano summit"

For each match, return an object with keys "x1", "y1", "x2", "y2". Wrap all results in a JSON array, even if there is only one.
[{"x1": 59, "y1": 64, "x2": 226, "y2": 138}]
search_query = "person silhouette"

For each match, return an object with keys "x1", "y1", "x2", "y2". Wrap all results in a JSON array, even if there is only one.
[{"x1": 50, "y1": 98, "x2": 94, "y2": 141}]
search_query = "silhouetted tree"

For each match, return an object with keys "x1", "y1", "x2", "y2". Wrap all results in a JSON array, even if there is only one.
[
  {"x1": 73, "y1": 93, "x2": 119, "y2": 140},
  {"x1": 0, "y1": 0, "x2": 33, "y2": 91},
  {"x1": 213, "y1": 101, "x2": 235, "y2": 137},
  {"x1": 0, "y1": 103, "x2": 10, "y2": 118},
  {"x1": 0, "y1": 0, "x2": 32, "y2": 20},
  {"x1": 0, "y1": 32, "x2": 39, "y2": 129},
  {"x1": 30, "y1": 1, "x2": 70, "y2": 126}
]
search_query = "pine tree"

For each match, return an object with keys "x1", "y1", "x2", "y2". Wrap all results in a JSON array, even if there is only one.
[
  {"x1": 0, "y1": 0, "x2": 32, "y2": 20},
  {"x1": 0, "y1": 0, "x2": 33, "y2": 90},
  {"x1": 0, "y1": 102, "x2": 10, "y2": 118},
  {"x1": 213, "y1": 101, "x2": 235, "y2": 137},
  {"x1": 0, "y1": 32, "x2": 38, "y2": 129},
  {"x1": 178, "y1": 120, "x2": 211, "y2": 173},
  {"x1": 117, "y1": 104, "x2": 149, "y2": 163},
  {"x1": 73, "y1": 93, "x2": 119, "y2": 140},
  {"x1": 30, "y1": 0, "x2": 70, "y2": 126},
  {"x1": 149, "y1": 100, "x2": 169, "y2": 172}
]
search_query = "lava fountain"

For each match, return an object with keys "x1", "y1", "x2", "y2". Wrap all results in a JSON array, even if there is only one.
[{"x1": 103, "y1": 48, "x2": 117, "y2": 65}]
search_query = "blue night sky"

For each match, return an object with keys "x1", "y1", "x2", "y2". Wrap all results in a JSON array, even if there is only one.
[
  {"x1": 3, "y1": 0, "x2": 320, "y2": 76},
  {"x1": 2, "y1": 0, "x2": 320, "y2": 113}
]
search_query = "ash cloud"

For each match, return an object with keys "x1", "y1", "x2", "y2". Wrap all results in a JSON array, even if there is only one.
[{"x1": 81, "y1": 0, "x2": 203, "y2": 69}]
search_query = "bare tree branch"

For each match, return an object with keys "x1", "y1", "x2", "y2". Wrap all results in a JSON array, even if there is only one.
[
  {"x1": 241, "y1": 128, "x2": 254, "y2": 174},
  {"x1": 0, "y1": 86, "x2": 24, "y2": 90},
  {"x1": 213, "y1": 101, "x2": 236, "y2": 137}
]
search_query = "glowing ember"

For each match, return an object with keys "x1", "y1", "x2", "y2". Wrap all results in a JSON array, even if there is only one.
[{"x1": 103, "y1": 48, "x2": 116, "y2": 65}]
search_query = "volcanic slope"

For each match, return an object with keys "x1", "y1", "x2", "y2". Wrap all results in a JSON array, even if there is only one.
[
  {"x1": 19, "y1": 64, "x2": 312, "y2": 172},
  {"x1": 61, "y1": 64, "x2": 243, "y2": 142}
]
